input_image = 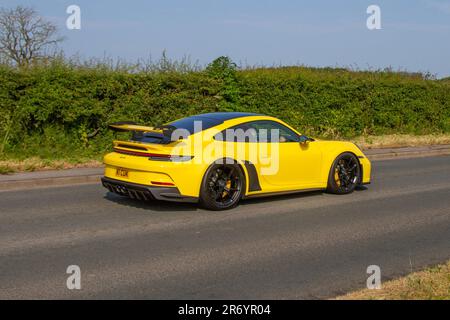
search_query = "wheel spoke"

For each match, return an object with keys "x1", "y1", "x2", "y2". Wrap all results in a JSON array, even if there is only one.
[
  {"x1": 215, "y1": 189, "x2": 224, "y2": 201},
  {"x1": 226, "y1": 167, "x2": 235, "y2": 179}
]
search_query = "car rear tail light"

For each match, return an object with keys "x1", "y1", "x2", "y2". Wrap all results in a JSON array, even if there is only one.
[
  {"x1": 113, "y1": 148, "x2": 193, "y2": 162},
  {"x1": 167, "y1": 155, "x2": 194, "y2": 162}
]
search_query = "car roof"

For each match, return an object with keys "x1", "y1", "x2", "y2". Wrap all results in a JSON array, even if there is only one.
[
  {"x1": 165, "y1": 112, "x2": 266, "y2": 135},
  {"x1": 194, "y1": 112, "x2": 262, "y2": 121}
]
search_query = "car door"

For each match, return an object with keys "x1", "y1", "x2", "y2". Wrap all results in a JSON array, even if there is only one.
[{"x1": 249, "y1": 120, "x2": 323, "y2": 188}]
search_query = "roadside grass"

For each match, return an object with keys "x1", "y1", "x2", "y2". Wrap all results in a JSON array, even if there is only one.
[
  {"x1": 0, "y1": 133, "x2": 450, "y2": 174},
  {"x1": 336, "y1": 261, "x2": 450, "y2": 300},
  {"x1": 351, "y1": 134, "x2": 450, "y2": 149},
  {"x1": 0, "y1": 157, "x2": 102, "y2": 174}
]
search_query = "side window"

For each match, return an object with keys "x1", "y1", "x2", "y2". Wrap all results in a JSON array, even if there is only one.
[
  {"x1": 215, "y1": 123, "x2": 258, "y2": 142},
  {"x1": 215, "y1": 120, "x2": 300, "y2": 143},
  {"x1": 249, "y1": 121, "x2": 300, "y2": 143}
]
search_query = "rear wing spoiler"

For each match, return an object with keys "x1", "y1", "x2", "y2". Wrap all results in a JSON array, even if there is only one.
[
  {"x1": 108, "y1": 121, "x2": 179, "y2": 142},
  {"x1": 108, "y1": 121, "x2": 161, "y2": 133}
]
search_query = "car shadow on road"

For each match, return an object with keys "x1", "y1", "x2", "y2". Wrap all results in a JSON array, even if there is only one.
[
  {"x1": 239, "y1": 190, "x2": 325, "y2": 207},
  {"x1": 103, "y1": 192, "x2": 199, "y2": 212},
  {"x1": 104, "y1": 187, "x2": 368, "y2": 212},
  {"x1": 355, "y1": 185, "x2": 368, "y2": 191}
]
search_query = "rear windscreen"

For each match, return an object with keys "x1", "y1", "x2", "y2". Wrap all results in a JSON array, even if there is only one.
[
  {"x1": 130, "y1": 116, "x2": 223, "y2": 144},
  {"x1": 164, "y1": 116, "x2": 223, "y2": 134},
  {"x1": 131, "y1": 132, "x2": 167, "y2": 144}
]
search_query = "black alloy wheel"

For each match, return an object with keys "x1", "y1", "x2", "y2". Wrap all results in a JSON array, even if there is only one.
[
  {"x1": 327, "y1": 152, "x2": 361, "y2": 194},
  {"x1": 200, "y1": 163, "x2": 245, "y2": 210}
]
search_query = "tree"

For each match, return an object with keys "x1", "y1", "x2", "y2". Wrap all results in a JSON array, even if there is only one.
[
  {"x1": 0, "y1": 6, "x2": 63, "y2": 66},
  {"x1": 206, "y1": 56, "x2": 237, "y2": 79},
  {"x1": 206, "y1": 56, "x2": 240, "y2": 104}
]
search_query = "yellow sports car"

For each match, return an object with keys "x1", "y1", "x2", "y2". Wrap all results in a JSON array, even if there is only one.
[{"x1": 102, "y1": 112, "x2": 371, "y2": 210}]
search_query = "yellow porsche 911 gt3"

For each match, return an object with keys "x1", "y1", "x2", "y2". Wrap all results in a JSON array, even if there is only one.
[{"x1": 102, "y1": 112, "x2": 371, "y2": 210}]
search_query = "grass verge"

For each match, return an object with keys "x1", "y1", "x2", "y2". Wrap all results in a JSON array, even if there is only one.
[
  {"x1": 0, "y1": 157, "x2": 102, "y2": 174},
  {"x1": 336, "y1": 261, "x2": 450, "y2": 300},
  {"x1": 351, "y1": 134, "x2": 450, "y2": 149}
]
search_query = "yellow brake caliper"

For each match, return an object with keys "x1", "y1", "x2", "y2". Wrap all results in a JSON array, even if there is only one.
[
  {"x1": 334, "y1": 168, "x2": 341, "y2": 187},
  {"x1": 222, "y1": 179, "x2": 232, "y2": 198}
]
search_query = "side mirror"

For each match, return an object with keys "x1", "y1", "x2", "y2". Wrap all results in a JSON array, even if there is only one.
[{"x1": 299, "y1": 135, "x2": 314, "y2": 145}]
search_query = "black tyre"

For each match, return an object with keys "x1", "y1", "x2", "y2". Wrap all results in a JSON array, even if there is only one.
[
  {"x1": 327, "y1": 152, "x2": 361, "y2": 194},
  {"x1": 199, "y1": 162, "x2": 245, "y2": 210}
]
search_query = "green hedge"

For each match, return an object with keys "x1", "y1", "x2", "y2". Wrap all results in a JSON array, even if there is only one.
[{"x1": 0, "y1": 61, "x2": 449, "y2": 160}]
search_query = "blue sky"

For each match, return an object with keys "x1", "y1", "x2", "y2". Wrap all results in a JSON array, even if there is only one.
[{"x1": 3, "y1": 0, "x2": 450, "y2": 77}]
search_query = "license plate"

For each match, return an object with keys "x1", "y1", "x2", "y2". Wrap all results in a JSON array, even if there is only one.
[{"x1": 116, "y1": 168, "x2": 129, "y2": 178}]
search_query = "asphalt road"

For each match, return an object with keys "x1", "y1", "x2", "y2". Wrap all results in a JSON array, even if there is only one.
[{"x1": 0, "y1": 156, "x2": 449, "y2": 299}]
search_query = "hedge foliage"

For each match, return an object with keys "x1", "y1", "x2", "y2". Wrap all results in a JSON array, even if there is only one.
[{"x1": 0, "y1": 58, "x2": 449, "y2": 160}]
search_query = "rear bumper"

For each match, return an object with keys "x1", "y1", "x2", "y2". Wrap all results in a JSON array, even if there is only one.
[
  {"x1": 103, "y1": 152, "x2": 206, "y2": 197},
  {"x1": 101, "y1": 177, "x2": 198, "y2": 203}
]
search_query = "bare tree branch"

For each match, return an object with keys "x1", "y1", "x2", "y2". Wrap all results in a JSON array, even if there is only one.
[{"x1": 0, "y1": 6, "x2": 64, "y2": 66}]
